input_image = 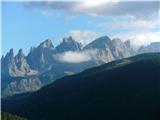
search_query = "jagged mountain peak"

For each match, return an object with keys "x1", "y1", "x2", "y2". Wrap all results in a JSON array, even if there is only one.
[
  {"x1": 15, "y1": 49, "x2": 26, "y2": 64},
  {"x1": 17, "y1": 49, "x2": 25, "y2": 57},
  {"x1": 4, "y1": 48, "x2": 14, "y2": 62},
  {"x1": 111, "y1": 38, "x2": 126, "y2": 48},
  {"x1": 62, "y1": 36, "x2": 74, "y2": 43},
  {"x1": 84, "y1": 36, "x2": 112, "y2": 49},
  {"x1": 9, "y1": 48, "x2": 14, "y2": 54},
  {"x1": 95, "y1": 36, "x2": 111, "y2": 43},
  {"x1": 15, "y1": 49, "x2": 26, "y2": 59},
  {"x1": 39, "y1": 39, "x2": 53, "y2": 48},
  {"x1": 124, "y1": 40, "x2": 132, "y2": 48},
  {"x1": 55, "y1": 36, "x2": 82, "y2": 53},
  {"x1": 61, "y1": 36, "x2": 82, "y2": 46},
  {"x1": 1, "y1": 55, "x2": 4, "y2": 60},
  {"x1": 8, "y1": 48, "x2": 14, "y2": 57},
  {"x1": 62, "y1": 36, "x2": 82, "y2": 46},
  {"x1": 30, "y1": 46, "x2": 36, "y2": 53},
  {"x1": 112, "y1": 38, "x2": 122, "y2": 43}
]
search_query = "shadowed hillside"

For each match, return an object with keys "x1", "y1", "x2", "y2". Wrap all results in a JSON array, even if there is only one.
[{"x1": 2, "y1": 53, "x2": 160, "y2": 120}]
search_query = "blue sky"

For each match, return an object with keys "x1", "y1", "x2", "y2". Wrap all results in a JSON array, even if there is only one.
[{"x1": 1, "y1": 1, "x2": 159, "y2": 56}]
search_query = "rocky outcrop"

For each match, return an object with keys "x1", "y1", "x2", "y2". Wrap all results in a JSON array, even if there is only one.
[
  {"x1": 55, "y1": 36, "x2": 82, "y2": 53},
  {"x1": 1, "y1": 48, "x2": 37, "y2": 79},
  {"x1": 111, "y1": 38, "x2": 132, "y2": 59},
  {"x1": 2, "y1": 77, "x2": 42, "y2": 97},
  {"x1": 15, "y1": 49, "x2": 30, "y2": 73},
  {"x1": 1, "y1": 49, "x2": 23, "y2": 78},
  {"x1": 27, "y1": 39, "x2": 54, "y2": 72},
  {"x1": 84, "y1": 36, "x2": 133, "y2": 63}
]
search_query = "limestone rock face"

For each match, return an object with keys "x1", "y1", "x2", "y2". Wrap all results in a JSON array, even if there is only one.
[
  {"x1": 27, "y1": 39, "x2": 54, "y2": 72},
  {"x1": 2, "y1": 77, "x2": 42, "y2": 97},
  {"x1": 2, "y1": 49, "x2": 22, "y2": 78},
  {"x1": 1, "y1": 48, "x2": 36, "y2": 78},
  {"x1": 84, "y1": 36, "x2": 133, "y2": 64},
  {"x1": 111, "y1": 38, "x2": 132, "y2": 59},
  {"x1": 15, "y1": 49, "x2": 30, "y2": 73},
  {"x1": 55, "y1": 36, "x2": 82, "y2": 53}
]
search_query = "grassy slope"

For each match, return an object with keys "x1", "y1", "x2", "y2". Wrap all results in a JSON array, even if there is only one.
[{"x1": 1, "y1": 111, "x2": 27, "y2": 120}]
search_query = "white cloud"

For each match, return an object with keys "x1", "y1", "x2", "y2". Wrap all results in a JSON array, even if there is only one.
[
  {"x1": 41, "y1": 10, "x2": 53, "y2": 16},
  {"x1": 54, "y1": 51, "x2": 91, "y2": 63},
  {"x1": 54, "y1": 49, "x2": 98, "y2": 63},
  {"x1": 25, "y1": 1, "x2": 159, "y2": 19},
  {"x1": 132, "y1": 32, "x2": 160, "y2": 47},
  {"x1": 97, "y1": 19, "x2": 158, "y2": 32},
  {"x1": 97, "y1": 17, "x2": 159, "y2": 49},
  {"x1": 66, "y1": 30, "x2": 99, "y2": 46},
  {"x1": 113, "y1": 32, "x2": 160, "y2": 49}
]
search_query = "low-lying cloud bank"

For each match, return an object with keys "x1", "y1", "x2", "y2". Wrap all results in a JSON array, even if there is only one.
[{"x1": 54, "y1": 49, "x2": 98, "y2": 63}]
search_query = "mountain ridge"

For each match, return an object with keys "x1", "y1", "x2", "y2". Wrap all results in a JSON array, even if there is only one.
[
  {"x1": 2, "y1": 53, "x2": 160, "y2": 120},
  {"x1": 1, "y1": 35, "x2": 160, "y2": 96}
]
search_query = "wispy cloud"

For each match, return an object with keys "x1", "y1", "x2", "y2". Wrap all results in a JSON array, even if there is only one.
[
  {"x1": 113, "y1": 32, "x2": 160, "y2": 49},
  {"x1": 41, "y1": 10, "x2": 53, "y2": 16},
  {"x1": 97, "y1": 19, "x2": 158, "y2": 32}
]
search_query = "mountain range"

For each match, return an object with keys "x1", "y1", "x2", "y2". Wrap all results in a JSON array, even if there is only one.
[
  {"x1": 2, "y1": 53, "x2": 160, "y2": 120},
  {"x1": 1, "y1": 35, "x2": 160, "y2": 97}
]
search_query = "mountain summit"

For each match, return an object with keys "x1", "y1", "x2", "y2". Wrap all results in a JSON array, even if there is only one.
[
  {"x1": 15, "y1": 49, "x2": 30, "y2": 73},
  {"x1": 38, "y1": 39, "x2": 54, "y2": 49},
  {"x1": 84, "y1": 36, "x2": 112, "y2": 49},
  {"x1": 55, "y1": 36, "x2": 82, "y2": 53}
]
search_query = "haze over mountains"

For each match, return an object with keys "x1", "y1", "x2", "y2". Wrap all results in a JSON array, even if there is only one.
[{"x1": 1, "y1": 35, "x2": 160, "y2": 96}]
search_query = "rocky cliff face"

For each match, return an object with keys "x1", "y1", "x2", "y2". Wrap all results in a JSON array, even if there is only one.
[
  {"x1": 55, "y1": 36, "x2": 82, "y2": 53},
  {"x1": 84, "y1": 36, "x2": 133, "y2": 63},
  {"x1": 2, "y1": 49, "x2": 25, "y2": 78},
  {"x1": 84, "y1": 36, "x2": 114, "y2": 63},
  {"x1": 2, "y1": 77, "x2": 42, "y2": 97},
  {"x1": 15, "y1": 49, "x2": 30, "y2": 73},
  {"x1": 1, "y1": 48, "x2": 37, "y2": 79},
  {"x1": 111, "y1": 38, "x2": 132, "y2": 59},
  {"x1": 27, "y1": 39, "x2": 54, "y2": 72}
]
